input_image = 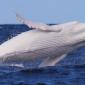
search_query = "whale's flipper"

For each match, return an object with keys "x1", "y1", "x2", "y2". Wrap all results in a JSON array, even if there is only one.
[
  {"x1": 16, "y1": 14, "x2": 49, "y2": 30},
  {"x1": 39, "y1": 54, "x2": 67, "y2": 67},
  {"x1": 16, "y1": 14, "x2": 61, "y2": 32}
]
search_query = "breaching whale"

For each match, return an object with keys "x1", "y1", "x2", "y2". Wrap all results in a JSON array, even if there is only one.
[{"x1": 0, "y1": 14, "x2": 85, "y2": 67}]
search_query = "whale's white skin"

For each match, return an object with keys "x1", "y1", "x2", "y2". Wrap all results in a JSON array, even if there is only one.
[{"x1": 0, "y1": 14, "x2": 85, "y2": 67}]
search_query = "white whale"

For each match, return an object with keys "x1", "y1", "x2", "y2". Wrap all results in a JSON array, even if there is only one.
[{"x1": 0, "y1": 14, "x2": 85, "y2": 67}]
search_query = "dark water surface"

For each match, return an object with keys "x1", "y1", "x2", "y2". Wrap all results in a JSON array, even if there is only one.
[{"x1": 0, "y1": 24, "x2": 85, "y2": 85}]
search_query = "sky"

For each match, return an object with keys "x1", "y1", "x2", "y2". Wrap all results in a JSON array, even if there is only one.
[{"x1": 0, "y1": 0, "x2": 85, "y2": 24}]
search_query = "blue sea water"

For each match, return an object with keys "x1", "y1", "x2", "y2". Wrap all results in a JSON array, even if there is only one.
[{"x1": 0, "y1": 24, "x2": 85, "y2": 85}]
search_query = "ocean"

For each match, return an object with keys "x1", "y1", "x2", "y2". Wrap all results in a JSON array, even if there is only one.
[{"x1": 0, "y1": 24, "x2": 85, "y2": 85}]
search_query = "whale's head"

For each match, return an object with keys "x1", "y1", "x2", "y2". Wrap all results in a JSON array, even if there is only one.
[{"x1": 60, "y1": 21, "x2": 85, "y2": 48}]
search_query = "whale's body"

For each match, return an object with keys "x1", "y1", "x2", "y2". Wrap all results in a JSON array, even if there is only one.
[{"x1": 0, "y1": 15, "x2": 85, "y2": 67}]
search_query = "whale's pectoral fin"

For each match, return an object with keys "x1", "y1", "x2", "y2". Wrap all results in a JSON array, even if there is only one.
[
  {"x1": 39, "y1": 54, "x2": 67, "y2": 67},
  {"x1": 16, "y1": 14, "x2": 49, "y2": 30},
  {"x1": 16, "y1": 14, "x2": 62, "y2": 32}
]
